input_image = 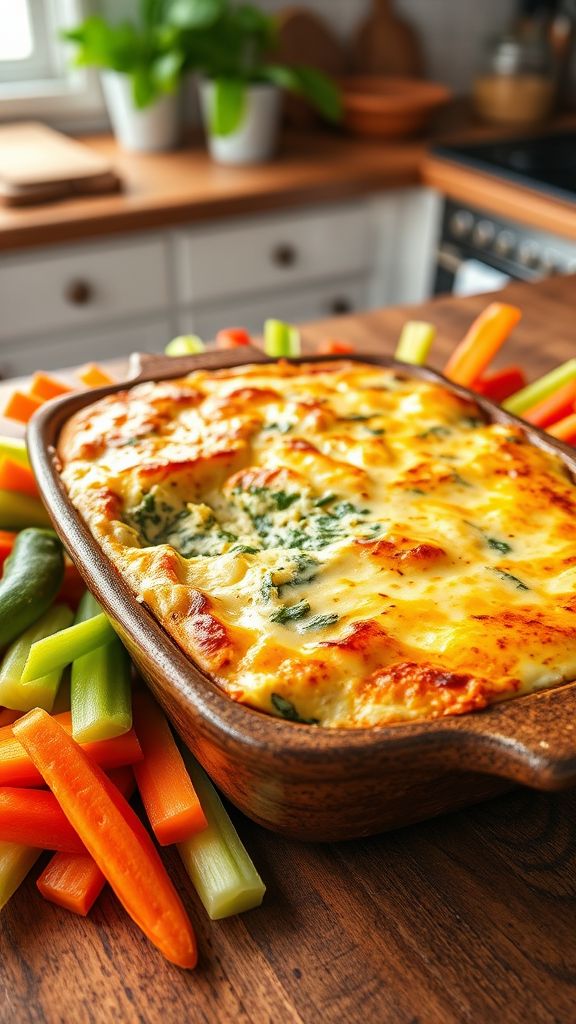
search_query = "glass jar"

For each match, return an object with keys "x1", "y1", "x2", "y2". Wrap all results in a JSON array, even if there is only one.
[{"x1": 473, "y1": 32, "x2": 556, "y2": 125}]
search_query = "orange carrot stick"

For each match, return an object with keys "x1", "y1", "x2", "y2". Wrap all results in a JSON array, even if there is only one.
[
  {"x1": 133, "y1": 691, "x2": 207, "y2": 846},
  {"x1": 37, "y1": 767, "x2": 135, "y2": 916},
  {"x1": 30, "y1": 373, "x2": 72, "y2": 401},
  {"x1": 472, "y1": 366, "x2": 527, "y2": 403},
  {"x1": 547, "y1": 412, "x2": 576, "y2": 444},
  {"x1": 0, "y1": 458, "x2": 39, "y2": 498},
  {"x1": 522, "y1": 379, "x2": 576, "y2": 428},
  {"x1": 0, "y1": 530, "x2": 17, "y2": 571},
  {"x1": 77, "y1": 364, "x2": 115, "y2": 388},
  {"x1": 444, "y1": 303, "x2": 522, "y2": 387},
  {"x1": 14, "y1": 709, "x2": 197, "y2": 968},
  {"x1": 0, "y1": 711, "x2": 142, "y2": 787},
  {"x1": 3, "y1": 391, "x2": 44, "y2": 425},
  {"x1": 0, "y1": 787, "x2": 85, "y2": 852}
]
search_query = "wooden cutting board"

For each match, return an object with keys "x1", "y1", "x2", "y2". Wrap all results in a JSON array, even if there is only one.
[
  {"x1": 274, "y1": 7, "x2": 347, "y2": 127},
  {"x1": 350, "y1": 0, "x2": 424, "y2": 77},
  {"x1": 0, "y1": 123, "x2": 121, "y2": 206}
]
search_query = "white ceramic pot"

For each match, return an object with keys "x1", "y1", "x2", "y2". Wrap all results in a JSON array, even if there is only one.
[
  {"x1": 200, "y1": 80, "x2": 281, "y2": 165},
  {"x1": 101, "y1": 71, "x2": 181, "y2": 153}
]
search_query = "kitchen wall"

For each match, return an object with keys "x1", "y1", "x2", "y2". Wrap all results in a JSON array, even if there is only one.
[{"x1": 101, "y1": 0, "x2": 518, "y2": 93}]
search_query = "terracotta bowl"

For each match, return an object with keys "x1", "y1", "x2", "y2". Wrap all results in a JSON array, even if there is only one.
[
  {"x1": 27, "y1": 350, "x2": 576, "y2": 842},
  {"x1": 340, "y1": 75, "x2": 452, "y2": 138}
]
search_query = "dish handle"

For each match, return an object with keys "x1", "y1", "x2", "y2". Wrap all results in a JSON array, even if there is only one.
[
  {"x1": 446, "y1": 684, "x2": 576, "y2": 791},
  {"x1": 127, "y1": 347, "x2": 270, "y2": 382}
]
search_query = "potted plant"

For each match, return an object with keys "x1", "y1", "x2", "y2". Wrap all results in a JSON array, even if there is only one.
[
  {"x1": 63, "y1": 1, "x2": 197, "y2": 152},
  {"x1": 176, "y1": 1, "x2": 342, "y2": 165}
]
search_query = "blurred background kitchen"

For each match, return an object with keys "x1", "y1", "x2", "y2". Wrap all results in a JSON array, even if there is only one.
[{"x1": 0, "y1": 0, "x2": 575, "y2": 377}]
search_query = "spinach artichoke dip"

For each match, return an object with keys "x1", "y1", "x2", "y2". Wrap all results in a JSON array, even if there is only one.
[{"x1": 58, "y1": 360, "x2": 576, "y2": 728}]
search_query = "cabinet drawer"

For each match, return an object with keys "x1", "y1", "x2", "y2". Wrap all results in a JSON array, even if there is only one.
[
  {"x1": 0, "y1": 317, "x2": 171, "y2": 378},
  {"x1": 178, "y1": 277, "x2": 368, "y2": 339},
  {"x1": 174, "y1": 204, "x2": 371, "y2": 305},
  {"x1": 0, "y1": 238, "x2": 169, "y2": 341}
]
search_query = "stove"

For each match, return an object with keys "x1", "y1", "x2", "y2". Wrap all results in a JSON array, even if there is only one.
[
  {"x1": 432, "y1": 131, "x2": 576, "y2": 205},
  {"x1": 430, "y1": 132, "x2": 576, "y2": 296}
]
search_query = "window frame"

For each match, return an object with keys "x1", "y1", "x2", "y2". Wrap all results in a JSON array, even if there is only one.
[{"x1": 0, "y1": 0, "x2": 106, "y2": 131}]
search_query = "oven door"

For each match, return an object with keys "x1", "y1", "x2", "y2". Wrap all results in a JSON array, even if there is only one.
[{"x1": 434, "y1": 245, "x2": 514, "y2": 297}]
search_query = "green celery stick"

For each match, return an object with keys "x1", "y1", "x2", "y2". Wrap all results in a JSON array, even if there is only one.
[
  {"x1": 503, "y1": 358, "x2": 576, "y2": 415},
  {"x1": 0, "y1": 842, "x2": 41, "y2": 911},
  {"x1": 264, "y1": 319, "x2": 301, "y2": 358},
  {"x1": 0, "y1": 489, "x2": 50, "y2": 530},
  {"x1": 165, "y1": 335, "x2": 205, "y2": 356},
  {"x1": 0, "y1": 604, "x2": 74, "y2": 711},
  {"x1": 71, "y1": 592, "x2": 132, "y2": 743},
  {"x1": 395, "y1": 321, "x2": 436, "y2": 366},
  {"x1": 0, "y1": 437, "x2": 30, "y2": 468},
  {"x1": 178, "y1": 750, "x2": 266, "y2": 920},
  {"x1": 20, "y1": 613, "x2": 115, "y2": 683}
]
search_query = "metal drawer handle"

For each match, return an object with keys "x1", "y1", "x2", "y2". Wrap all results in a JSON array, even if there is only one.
[
  {"x1": 329, "y1": 296, "x2": 353, "y2": 315},
  {"x1": 65, "y1": 279, "x2": 94, "y2": 306},
  {"x1": 271, "y1": 244, "x2": 298, "y2": 268}
]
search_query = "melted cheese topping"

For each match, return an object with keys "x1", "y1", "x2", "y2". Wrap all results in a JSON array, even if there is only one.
[{"x1": 59, "y1": 360, "x2": 576, "y2": 729}]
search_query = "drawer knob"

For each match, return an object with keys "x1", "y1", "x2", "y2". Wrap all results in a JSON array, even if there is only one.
[
  {"x1": 329, "y1": 296, "x2": 353, "y2": 315},
  {"x1": 272, "y1": 244, "x2": 298, "y2": 268},
  {"x1": 65, "y1": 279, "x2": 93, "y2": 306}
]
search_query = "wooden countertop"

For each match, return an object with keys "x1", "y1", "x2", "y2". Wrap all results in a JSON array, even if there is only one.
[
  {"x1": 2, "y1": 274, "x2": 576, "y2": 1024},
  {"x1": 0, "y1": 131, "x2": 426, "y2": 252}
]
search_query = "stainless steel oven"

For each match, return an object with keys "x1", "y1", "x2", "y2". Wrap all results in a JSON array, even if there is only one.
[{"x1": 434, "y1": 198, "x2": 576, "y2": 297}]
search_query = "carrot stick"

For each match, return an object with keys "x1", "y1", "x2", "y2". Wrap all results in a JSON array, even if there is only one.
[
  {"x1": 0, "y1": 459, "x2": 39, "y2": 499},
  {"x1": 0, "y1": 530, "x2": 17, "y2": 571},
  {"x1": 0, "y1": 842, "x2": 42, "y2": 911},
  {"x1": 3, "y1": 391, "x2": 44, "y2": 425},
  {"x1": 547, "y1": 412, "x2": 576, "y2": 444},
  {"x1": 522, "y1": 378, "x2": 576, "y2": 428},
  {"x1": 443, "y1": 303, "x2": 522, "y2": 386},
  {"x1": 14, "y1": 709, "x2": 197, "y2": 968},
  {"x1": 132, "y1": 691, "x2": 207, "y2": 846},
  {"x1": 0, "y1": 710, "x2": 142, "y2": 787},
  {"x1": 30, "y1": 373, "x2": 72, "y2": 401},
  {"x1": 37, "y1": 767, "x2": 135, "y2": 916},
  {"x1": 0, "y1": 787, "x2": 85, "y2": 853},
  {"x1": 472, "y1": 366, "x2": 527, "y2": 403},
  {"x1": 77, "y1": 364, "x2": 115, "y2": 388}
]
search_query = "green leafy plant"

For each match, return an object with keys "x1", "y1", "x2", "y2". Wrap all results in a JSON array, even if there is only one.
[
  {"x1": 63, "y1": 1, "x2": 199, "y2": 109},
  {"x1": 177, "y1": 0, "x2": 342, "y2": 135}
]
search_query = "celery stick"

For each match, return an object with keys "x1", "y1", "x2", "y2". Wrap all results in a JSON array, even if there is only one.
[
  {"x1": 165, "y1": 335, "x2": 205, "y2": 356},
  {"x1": 20, "y1": 613, "x2": 115, "y2": 683},
  {"x1": 264, "y1": 320, "x2": 301, "y2": 358},
  {"x1": 503, "y1": 358, "x2": 576, "y2": 415},
  {"x1": 0, "y1": 604, "x2": 74, "y2": 711},
  {"x1": 0, "y1": 842, "x2": 41, "y2": 911},
  {"x1": 0, "y1": 437, "x2": 29, "y2": 469},
  {"x1": 71, "y1": 592, "x2": 132, "y2": 743},
  {"x1": 0, "y1": 489, "x2": 50, "y2": 530},
  {"x1": 395, "y1": 321, "x2": 436, "y2": 366},
  {"x1": 178, "y1": 751, "x2": 265, "y2": 920}
]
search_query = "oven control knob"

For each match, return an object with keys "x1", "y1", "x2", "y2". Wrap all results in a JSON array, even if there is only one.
[
  {"x1": 449, "y1": 210, "x2": 474, "y2": 239},
  {"x1": 541, "y1": 249, "x2": 562, "y2": 275},
  {"x1": 494, "y1": 230, "x2": 515, "y2": 257},
  {"x1": 472, "y1": 220, "x2": 496, "y2": 248},
  {"x1": 517, "y1": 240, "x2": 540, "y2": 267}
]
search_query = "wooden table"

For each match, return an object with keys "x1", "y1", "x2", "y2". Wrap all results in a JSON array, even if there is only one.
[{"x1": 1, "y1": 276, "x2": 576, "y2": 1024}]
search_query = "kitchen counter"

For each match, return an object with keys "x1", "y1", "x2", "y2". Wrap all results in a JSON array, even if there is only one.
[
  {"x1": 2, "y1": 274, "x2": 576, "y2": 1024},
  {"x1": 0, "y1": 131, "x2": 426, "y2": 252}
]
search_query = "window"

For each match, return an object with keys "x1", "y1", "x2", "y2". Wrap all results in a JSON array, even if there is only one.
[{"x1": 0, "y1": 1, "x2": 104, "y2": 128}]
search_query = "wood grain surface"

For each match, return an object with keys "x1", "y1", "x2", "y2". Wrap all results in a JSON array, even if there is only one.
[{"x1": 1, "y1": 275, "x2": 576, "y2": 1023}]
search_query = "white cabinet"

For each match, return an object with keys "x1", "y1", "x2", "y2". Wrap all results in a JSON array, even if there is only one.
[{"x1": 0, "y1": 190, "x2": 438, "y2": 377}]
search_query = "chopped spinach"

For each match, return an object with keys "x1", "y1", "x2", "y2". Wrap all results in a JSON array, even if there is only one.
[
  {"x1": 488, "y1": 568, "x2": 530, "y2": 591},
  {"x1": 368, "y1": 428, "x2": 387, "y2": 436},
  {"x1": 270, "y1": 693, "x2": 319, "y2": 725},
  {"x1": 487, "y1": 537, "x2": 512, "y2": 555},
  {"x1": 300, "y1": 613, "x2": 339, "y2": 632},
  {"x1": 451, "y1": 471, "x2": 472, "y2": 488},
  {"x1": 408, "y1": 488, "x2": 427, "y2": 496},
  {"x1": 339, "y1": 414, "x2": 371, "y2": 422},
  {"x1": 262, "y1": 421, "x2": 294, "y2": 434},
  {"x1": 315, "y1": 493, "x2": 336, "y2": 508},
  {"x1": 283, "y1": 553, "x2": 319, "y2": 589},
  {"x1": 230, "y1": 544, "x2": 260, "y2": 555},
  {"x1": 461, "y1": 416, "x2": 484, "y2": 429},
  {"x1": 270, "y1": 600, "x2": 311, "y2": 624},
  {"x1": 417, "y1": 425, "x2": 451, "y2": 440},
  {"x1": 261, "y1": 571, "x2": 278, "y2": 602}
]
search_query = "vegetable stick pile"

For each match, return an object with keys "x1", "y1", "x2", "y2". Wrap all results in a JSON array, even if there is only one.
[{"x1": 0, "y1": 298, "x2": 573, "y2": 967}]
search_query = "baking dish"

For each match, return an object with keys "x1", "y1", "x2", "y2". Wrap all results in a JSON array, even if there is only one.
[{"x1": 27, "y1": 349, "x2": 576, "y2": 841}]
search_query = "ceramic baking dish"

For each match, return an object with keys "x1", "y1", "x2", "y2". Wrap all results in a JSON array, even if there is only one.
[{"x1": 27, "y1": 349, "x2": 576, "y2": 842}]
